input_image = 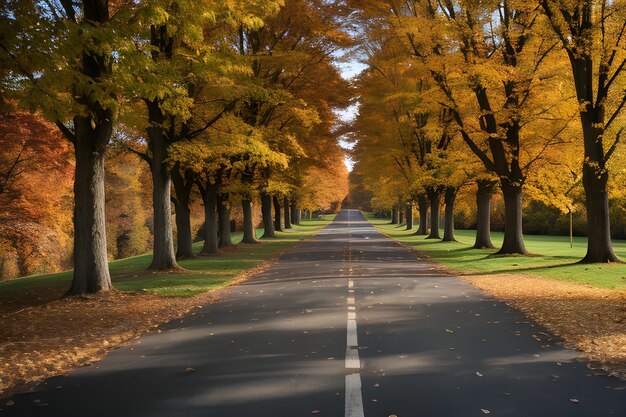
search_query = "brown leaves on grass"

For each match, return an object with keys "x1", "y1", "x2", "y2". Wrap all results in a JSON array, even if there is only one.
[
  {"x1": 0, "y1": 290, "x2": 213, "y2": 397},
  {"x1": 0, "y1": 244, "x2": 286, "y2": 397},
  {"x1": 464, "y1": 274, "x2": 626, "y2": 379}
]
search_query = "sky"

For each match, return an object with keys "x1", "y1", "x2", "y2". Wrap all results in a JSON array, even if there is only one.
[{"x1": 335, "y1": 60, "x2": 368, "y2": 172}]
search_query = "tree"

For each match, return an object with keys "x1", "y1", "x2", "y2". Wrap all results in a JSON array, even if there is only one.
[
  {"x1": 1, "y1": 0, "x2": 124, "y2": 293},
  {"x1": 540, "y1": 0, "x2": 626, "y2": 262},
  {"x1": 0, "y1": 111, "x2": 74, "y2": 279},
  {"x1": 359, "y1": 0, "x2": 574, "y2": 254},
  {"x1": 235, "y1": 0, "x2": 352, "y2": 236},
  {"x1": 104, "y1": 148, "x2": 152, "y2": 259}
]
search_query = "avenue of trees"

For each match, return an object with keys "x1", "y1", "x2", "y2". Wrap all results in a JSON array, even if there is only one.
[
  {"x1": 0, "y1": 0, "x2": 350, "y2": 292},
  {"x1": 2, "y1": 0, "x2": 626, "y2": 293},
  {"x1": 348, "y1": 0, "x2": 626, "y2": 263}
]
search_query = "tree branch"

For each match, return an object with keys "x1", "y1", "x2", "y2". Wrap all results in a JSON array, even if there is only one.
[{"x1": 55, "y1": 120, "x2": 76, "y2": 144}]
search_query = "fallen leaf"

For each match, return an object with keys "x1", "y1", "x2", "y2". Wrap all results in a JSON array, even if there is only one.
[
  {"x1": 476, "y1": 371, "x2": 483, "y2": 377},
  {"x1": 311, "y1": 410, "x2": 320, "y2": 414},
  {"x1": 570, "y1": 398, "x2": 580, "y2": 404},
  {"x1": 185, "y1": 367, "x2": 195, "y2": 372},
  {"x1": 481, "y1": 409, "x2": 491, "y2": 414}
]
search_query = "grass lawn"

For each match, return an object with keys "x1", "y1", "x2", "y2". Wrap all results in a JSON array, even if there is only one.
[
  {"x1": 364, "y1": 213, "x2": 626, "y2": 289},
  {"x1": 0, "y1": 215, "x2": 335, "y2": 297}
]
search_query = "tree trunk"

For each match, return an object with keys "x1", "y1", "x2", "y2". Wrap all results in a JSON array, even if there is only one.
[
  {"x1": 242, "y1": 199, "x2": 257, "y2": 243},
  {"x1": 218, "y1": 193, "x2": 233, "y2": 248},
  {"x1": 497, "y1": 182, "x2": 527, "y2": 255},
  {"x1": 273, "y1": 196, "x2": 285, "y2": 232},
  {"x1": 399, "y1": 208, "x2": 404, "y2": 224},
  {"x1": 174, "y1": 200, "x2": 193, "y2": 258},
  {"x1": 261, "y1": 191, "x2": 275, "y2": 238},
  {"x1": 581, "y1": 162, "x2": 619, "y2": 262},
  {"x1": 405, "y1": 203, "x2": 413, "y2": 230},
  {"x1": 69, "y1": 117, "x2": 112, "y2": 294},
  {"x1": 284, "y1": 197, "x2": 292, "y2": 229},
  {"x1": 391, "y1": 208, "x2": 398, "y2": 224},
  {"x1": 67, "y1": 0, "x2": 113, "y2": 294},
  {"x1": 474, "y1": 181, "x2": 495, "y2": 249},
  {"x1": 442, "y1": 188, "x2": 457, "y2": 242},
  {"x1": 171, "y1": 168, "x2": 194, "y2": 259},
  {"x1": 426, "y1": 190, "x2": 441, "y2": 239},
  {"x1": 416, "y1": 195, "x2": 428, "y2": 235},
  {"x1": 296, "y1": 208, "x2": 302, "y2": 224},
  {"x1": 291, "y1": 203, "x2": 301, "y2": 225},
  {"x1": 199, "y1": 184, "x2": 219, "y2": 255},
  {"x1": 146, "y1": 103, "x2": 178, "y2": 270}
]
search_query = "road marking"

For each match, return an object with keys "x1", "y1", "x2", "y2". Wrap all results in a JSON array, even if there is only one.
[
  {"x1": 345, "y1": 374, "x2": 365, "y2": 417},
  {"x1": 345, "y1": 347, "x2": 360, "y2": 369},
  {"x1": 345, "y1": 211, "x2": 364, "y2": 417},
  {"x1": 347, "y1": 319, "x2": 358, "y2": 346}
]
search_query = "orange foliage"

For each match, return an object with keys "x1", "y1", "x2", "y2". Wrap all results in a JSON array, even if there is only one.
[{"x1": 0, "y1": 111, "x2": 74, "y2": 278}]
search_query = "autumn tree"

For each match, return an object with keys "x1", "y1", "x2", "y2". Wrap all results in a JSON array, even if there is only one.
[
  {"x1": 121, "y1": 1, "x2": 280, "y2": 264},
  {"x1": 354, "y1": 0, "x2": 575, "y2": 254},
  {"x1": 0, "y1": 111, "x2": 73, "y2": 279},
  {"x1": 235, "y1": 0, "x2": 352, "y2": 237},
  {"x1": 540, "y1": 0, "x2": 626, "y2": 262},
  {"x1": 1, "y1": 0, "x2": 124, "y2": 293}
]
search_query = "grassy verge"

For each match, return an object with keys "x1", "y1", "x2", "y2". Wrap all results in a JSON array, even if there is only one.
[
  {"x1": 0, "y1": 215, "x2": 336, "y2": 396},
  {"x1": 364, "y1": 213, "x2": 626, "y2": 289},
  {"x1": 0, "y1": 214, "x2": 335, "y2": 297}
]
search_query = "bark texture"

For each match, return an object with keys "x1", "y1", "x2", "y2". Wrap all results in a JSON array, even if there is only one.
[
  {"x1": 426, "y1": 190, "x2": 441, "y2": 239},
  {"x1": 442, "y1": 188, "x2": 457, "y2": 242},
  {"x1": 218, "y1": 193, "x2": 233, "y2": 248},
  {"x1": 497, "y1": 182, "x2": 527, "y2": 255},
  {"x1": 284, "y1": 197, "x2": 292, "y2": 229},
  {"x1": 474, "y1": 181, "x2": 495, "y2": 249},
  {"x1": 582, "y1": 164, "x2": 618, "y2": 262},
  {"x1": 242, "y1": 199, "x2": 257, "y2": 243},
  {"x1": 198, "y1": 182, "x2": 219, "y2": 255},
  {"x1": 261, "y1": 191, "x2": 275, "y2": 238},
  {"x1": 171, "y1": 167, "x2": 194, "y2": 259},
  {"x1": 273, "y1": 195, "x2": 285, "y2": 232},
  {"x1": 70, "y1": 117, "x2": 112, "y2": 294},
  {"x1": 416, "y1": 195, "x2": 429, "y2": 235}
]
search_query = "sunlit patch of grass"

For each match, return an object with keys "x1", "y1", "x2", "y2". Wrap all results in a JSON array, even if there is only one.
[
  {"x1": 364, "y1": 212, "x2": 626, "y2": 289},
  {"x1": 0, "y1": 216, "x2": 335, "y2": 296}
]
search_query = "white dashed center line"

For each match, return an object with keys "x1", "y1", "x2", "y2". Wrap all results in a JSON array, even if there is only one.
[
  {"x1": 345, "y1": 347, "x2": 361, "y2": 369},
  {"x1": 345, "y1": 374, "x2": 365, "y2": 417},
  {"x1": 344, "y1": 210, "x2": 365, "y2": 417},
  {"x1": 346, "y1": 319, "x2": 358, "y2": 347}
]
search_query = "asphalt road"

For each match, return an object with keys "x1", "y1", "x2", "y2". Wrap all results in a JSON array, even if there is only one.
[{"x1": 2, "y1": 210, "x2": 625, "y2": 416}]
